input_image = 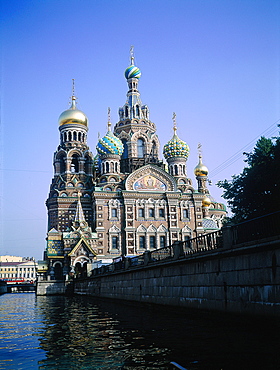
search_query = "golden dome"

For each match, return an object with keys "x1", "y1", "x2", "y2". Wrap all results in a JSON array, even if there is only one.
[
  {"x1": 59, "y1": 96, "x2": 88, "y2": 127},
  {"x1": 194, "y1": 154, "x2": 208, "y2": 177},
  {"x1": 202, "y1": 196, "x2": 211, "y2": 207}
]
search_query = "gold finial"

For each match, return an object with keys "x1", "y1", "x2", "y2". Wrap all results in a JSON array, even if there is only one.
[
  {"x1": 107, "y1": 107, "x2": 111, "y2": 131},
  {"x1": 130, "y1": 45, "x2": 135, "y2": 65},
  {"x1": 70, "y1": 79, "x2": 76, "y2": 108},
  {"x1": 72, "y1": 78, "x2": 75, "y2": 97},
  {"x1": 198, "y1": 143, "x2": 202, "y2": 159},
  {"x1": 172, "y1": 112, "x2": 177, "y2": 134}
]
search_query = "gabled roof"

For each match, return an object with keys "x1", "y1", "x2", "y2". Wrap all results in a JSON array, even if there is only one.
[{"x1": 68, "y1": 237, "x2": 97, "y2": 257}]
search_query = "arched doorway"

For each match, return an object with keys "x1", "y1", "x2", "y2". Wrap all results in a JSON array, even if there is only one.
[{"x1": 53, "y1": 262, "x2": 63, "y2": 280}]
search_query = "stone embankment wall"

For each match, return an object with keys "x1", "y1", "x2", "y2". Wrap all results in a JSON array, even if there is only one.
[
  {"x1": 74, "y1": 238, "x2": 280, "y2": 316},
  {"x1": 36, "y1": 280, "x2": 73, "y2": 295}
]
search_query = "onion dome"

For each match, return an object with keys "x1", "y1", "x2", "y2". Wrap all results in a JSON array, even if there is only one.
[
  {"x1": 163, "y1": 114, "x2": 189, "y2": 159},
  {"x1": 125, "y1": 65, "x2": 141, "y2": 79},
  {"x1": 124, "y1": 45, "x2": 141, "y2": 79},
  {"x1": 194, "y1": 154, "x2": 209, "y2": 177},
  {"x1": 202, "y1": 196, "x2": 211, "y2": 207},
  {"x1": 59, "y1": 96, "x2": 88, "y2": 127},
  {"x1": 96, "y1": 120, "x2": 124, "y2": 156}
]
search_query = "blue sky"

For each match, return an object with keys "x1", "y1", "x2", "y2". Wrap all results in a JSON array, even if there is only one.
[{"x1": 1, "y1": 0, "x2": 279, "y2": 260}]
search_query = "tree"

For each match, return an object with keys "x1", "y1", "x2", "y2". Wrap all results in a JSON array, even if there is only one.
[{"x1": 217, "y1": 130, "x2": 280, "y2": 224}]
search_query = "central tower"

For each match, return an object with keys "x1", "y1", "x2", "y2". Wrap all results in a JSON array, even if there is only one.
[{"x1": 114, "y1": 47, "x2": 162, "y2": 173}]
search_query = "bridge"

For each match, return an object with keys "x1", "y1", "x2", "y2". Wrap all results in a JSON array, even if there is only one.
[{"x1": 5, "y1": 281, "x2": 36, "y2": 293}]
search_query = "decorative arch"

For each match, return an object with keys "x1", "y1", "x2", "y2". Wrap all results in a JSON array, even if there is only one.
[
  {"x1": 137, "y1": 224, "x2": 147, "y2": 233},
  {"x1": 125, "y1": 164, "x2": 177, "y2": 192},
  {"x1": 147, "y1": 224, "x2": 157, "y2": 233},
  {"x1": 53, "y1": 261, "x2": 63, "y2": 280},
  {"x1": 131, "y1": 130, "x2": 150, "y2": 143}
]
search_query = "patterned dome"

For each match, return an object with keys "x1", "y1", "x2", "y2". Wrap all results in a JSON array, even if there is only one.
[
  {"x1": 125, "y1": 65, "x2": 141, "y2": 79},
  {"x1": 96, "y1": 130, "x2": 124, "y2": 156},
  {"x1": 163, "y1": 132, "x2": 189, "y2": 160}
]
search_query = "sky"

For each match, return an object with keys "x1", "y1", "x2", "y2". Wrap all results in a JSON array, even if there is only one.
[{"x1": 1, "y1": 0, "x2": 279, "y2": 260}]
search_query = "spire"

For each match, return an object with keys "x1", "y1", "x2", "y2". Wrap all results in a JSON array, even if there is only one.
[
  {"x1": 107, "y1": 107, "x2": 112, "y2": 131},
  {"x1": 172, "y1": 112, "x2": 177, "y2": 135},
  {"x1": 130, "y1": 45, "x2": 135, "y2": 65},
  {"x1": 194, "y1": 144, "x2": 209, "y2": 194},
  {"x1": 74, "y1": 192, "x2": 86, "y2": 225},
  {"x1": 70, "y1": 79, "x2": 77, "y2": 109}
]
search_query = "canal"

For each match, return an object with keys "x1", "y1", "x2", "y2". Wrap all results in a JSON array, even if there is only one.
[{"x1": 0, "y1": 293, "x2": 279, "y2": 369}]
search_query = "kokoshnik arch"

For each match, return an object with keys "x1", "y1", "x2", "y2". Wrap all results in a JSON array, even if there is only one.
[{"x1": 38, "y1": 48, "x2": 226, "y2": 281}]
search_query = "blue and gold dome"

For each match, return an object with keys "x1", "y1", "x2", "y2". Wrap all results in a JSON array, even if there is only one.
[
  {"x1": 96, "y1": 128, "x2": 124, "y2": 156},
  {"x1": 163, "y1": 115, "x2": 189, "y2": 159}
]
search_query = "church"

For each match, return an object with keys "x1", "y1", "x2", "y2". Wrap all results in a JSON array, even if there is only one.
[{"x1": 38, "y1": 49, "x2": 226, "y2": 281}]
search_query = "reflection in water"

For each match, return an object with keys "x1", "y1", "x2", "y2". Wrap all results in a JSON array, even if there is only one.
[
  {"x1": 0, "y1": 293, "x2": 280, "y2": 369},
  {"x1": 36, "y1": 295, "x2": 170, "y2": 369}
]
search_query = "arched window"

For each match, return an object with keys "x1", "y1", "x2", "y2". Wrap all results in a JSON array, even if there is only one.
[
  {"x1": 139, "y1": 236, "x2": 146, "y2": 249},
  {"x1": 78, "y1": 132, "x2": 81, "y2": 141},
  {"x1": 60, "y1": 156, "x2": 66, "y2": 173},
  {"x1": 73, "y1": 131, "x2": 77, "y2": 141},
  {"x1": 121, "y1": 139, "x2": 128, "y2": 159},
  {"x1": 137, "y1": 138, "x2": 145, "y2": 158},
  {"x1": 112, "y1": 236, "x2": 119, "y2": 249},
  {"x1": 125, "y1": 106, "x2": 129, "y2": 117},
  {"x1": 71, "y1": 154, "x2": 79, "y2": 173},
  {"x1": 160, "y1": 235, "x2": 166, "y2": 248},
  {"x1": 149, "y1": 235, "x2": 156, "y2": 249},
  {"x1": 106, "y1": 162, "x2": 109, "y2": 173},
  {"x1": 136, "y1": 105, "x2": 140, "y2": 117},
  {"x1": 85, "y1": 155, "x2": 91, "y2": 174},
  {"x1": 151, "y1": 141, "x2": 157, "y2": 157},
  {"x1": 68, "y1": 132, "x2": 72, "y2": 141}
]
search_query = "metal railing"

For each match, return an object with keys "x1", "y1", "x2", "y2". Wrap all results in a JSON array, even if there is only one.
[
  {"x1": 89, "y1": 212, "x2": 280, "y2": 277},
  {"x1": 231, "y1": 211, "x2": 280, "y2": 245},
  {"x1": 183, "y1": 229, "x2": 223, "y2": 254},
  {"x1": 150, "y1": 245, "x2": 174, "y2": 262}
]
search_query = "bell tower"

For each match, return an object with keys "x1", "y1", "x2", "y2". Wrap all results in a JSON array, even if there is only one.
[
  {"x1": 114, "y1": 47, "x2": 162, "y2": 173},
  {"x1": 46, "y1": 81, "x2": 94, "y2": 233}
]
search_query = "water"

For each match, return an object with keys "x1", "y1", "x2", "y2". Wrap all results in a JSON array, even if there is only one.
[{"x1": 0, "y1": 293, "x2": 279, "y2": 370}]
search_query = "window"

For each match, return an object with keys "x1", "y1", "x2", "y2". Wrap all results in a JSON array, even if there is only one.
[
  {"x1": 159, "y1": 208, "x2": 165, "y2": 218},
  {"x1": 148, "y1": 208, "x2": 155, "y2": 217},
  {"x1": 138, "y1": 208, "x2": 144, "y2": 217},
  {"x1": 183, "y1": 209, "x2": 188, "y2": 218},
  {"x1": 121, "y1": 139, "x2": 128, "y2": 159},
  {"x1": 137, "y1": 138, "x2": 145, "y2": 158},
  {"x1": 149, "y1": 235, "x2": 156, "y2": 249},
  {"x1": 111, "y1": 208, "x2": 117, "y2": 218},
  {"x1": 160, "y1": 235, "x2": 166, "y2": 248},
  {"x1": 112, "y1": 236, "x2": 119, "y2": 249},
  {"x1": 139, "y1": 236, "x2": 146, "y2": 249}
]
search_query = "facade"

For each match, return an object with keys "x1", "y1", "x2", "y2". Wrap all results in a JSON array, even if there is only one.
[
  {"x1": 40, "y1": 50, "x2": 226, "y2": 282},
  {"x1": 0, "y1": 256, "x2": 37, "y2": 283}
]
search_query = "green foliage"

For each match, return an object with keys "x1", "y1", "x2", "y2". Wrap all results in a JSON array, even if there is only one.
[{"x1": 218, "y1": 129, "x2": 280, "y2": 224}]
